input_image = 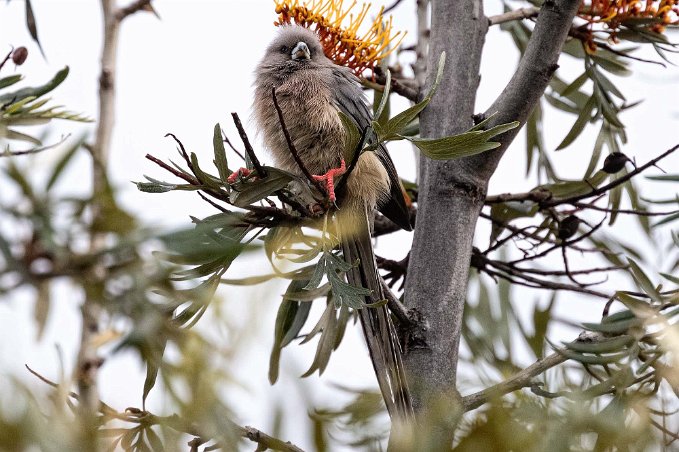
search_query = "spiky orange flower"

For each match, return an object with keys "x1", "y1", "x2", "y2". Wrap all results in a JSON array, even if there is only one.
[
  {"x1": 274, "y1": 0, "x2": 405, "y2": 76},
  {"x1": 577, "y1": 0, "x2": 679, "y2": 52}
]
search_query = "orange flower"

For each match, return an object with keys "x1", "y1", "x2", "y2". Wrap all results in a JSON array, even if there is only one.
[
  {"x1": 274, "y1": 0, "x2": 406, "y2": 76},
  {"x1": 577, "y1": 0, "x2": 678, "y2": 49}
]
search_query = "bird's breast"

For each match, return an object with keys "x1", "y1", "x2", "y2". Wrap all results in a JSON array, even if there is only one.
[{"x1": 259, "y1": 71, "x2": 345, "y2": 175}]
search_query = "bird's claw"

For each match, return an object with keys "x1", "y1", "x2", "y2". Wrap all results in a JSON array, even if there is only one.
[
  {"x1": 227, "y1": 167, "x2": 252, "y2": 184},
  {"x1": 312, "y1": 159, "x2": 346, "y2": 203}
]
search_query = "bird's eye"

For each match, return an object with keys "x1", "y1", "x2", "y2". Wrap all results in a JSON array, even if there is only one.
[{"x1": 280, "y1": 46, "x2": 288, "y2": 53}]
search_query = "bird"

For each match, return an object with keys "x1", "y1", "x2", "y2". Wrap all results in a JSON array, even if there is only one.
[{"x1": 251, "y1": 24, "x2": 413, "y2": 421}]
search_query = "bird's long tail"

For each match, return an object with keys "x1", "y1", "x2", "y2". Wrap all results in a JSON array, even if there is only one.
[{"x1": 339, "y1": 207, "x2": 414, "y2": 421}]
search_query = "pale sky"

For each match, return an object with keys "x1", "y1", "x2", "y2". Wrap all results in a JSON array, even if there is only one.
[{"x1": 1, "y1": 1, "x2": 678, "y2": 450}]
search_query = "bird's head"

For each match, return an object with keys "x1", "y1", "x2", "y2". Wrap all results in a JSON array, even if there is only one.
[{"x1": 259, "y1": 25, "x2": 329, "y2": 75}]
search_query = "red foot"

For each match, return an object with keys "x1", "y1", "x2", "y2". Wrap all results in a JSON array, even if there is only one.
[
  {"x1": 227, "y1": 167, "x2": 252, "y2": 184},
  {"x1": 312, "y1": 159, "x2": 346, "y2": 203}
]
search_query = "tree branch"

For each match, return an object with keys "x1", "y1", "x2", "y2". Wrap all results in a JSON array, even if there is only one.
[
  {"x1": 461, "y1": 352, "x2": 567, "y2": 411},
  {"x1": 487, "y1": 7, "x2": 540, "y2": 26},
  {"x1": 115, "y1": 0, "x2": 154, "y2": 21},
  {"x1": 472, "y1": 0, "x2": 581, "y2": 181},
  {"x1": 366, "y1": 68, "x2": 419, "y2": 102}
]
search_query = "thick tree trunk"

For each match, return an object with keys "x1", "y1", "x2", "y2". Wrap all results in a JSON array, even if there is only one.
[
  {"x1": 403, "y1": 0, "x2": 487, "y2": 443},
  {"x1": 402, "y1": 0, "x2": 581, "y2": 446}
]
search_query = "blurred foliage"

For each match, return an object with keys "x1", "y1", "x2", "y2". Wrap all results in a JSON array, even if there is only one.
[{"x1": 0, "y1": 62, "x2": 89, "y2": 153}]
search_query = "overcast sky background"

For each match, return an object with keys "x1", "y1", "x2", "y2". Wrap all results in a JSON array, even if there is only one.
[{"x1": 1, "y1": 1, "x2": 678, "y2": 450}]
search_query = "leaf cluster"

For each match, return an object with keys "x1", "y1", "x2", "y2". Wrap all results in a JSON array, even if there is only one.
[{"x1": 0, "y1": 66, "x2": 90, "y2": 153}]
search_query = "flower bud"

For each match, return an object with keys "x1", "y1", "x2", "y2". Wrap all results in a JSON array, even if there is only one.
[
  {"x1": 12, "y1": 47, "x2": 28, "y2": 66},
  {"x1": 558, "y1": 215, "x2": 580, "y2": 240},
  {"x1": 602, "y1": 152, "x2": 629, "y2": 174}
]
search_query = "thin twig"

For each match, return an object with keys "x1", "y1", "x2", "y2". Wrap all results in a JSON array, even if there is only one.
[
  {"x1": 572, "y1": 201, "x2": 678, "y2": 216},
  {"x1": 544, "y1": 144, "x2": 679, "y2": 207},
  {"x1": 1, "y1": 135, "x2": 70, "y2": 157},
  {"x1": 270, "y1": 88, "x2": 324, "y2": 193},
  {"x1": 383, "y1": 0, "x2": 405, "y2": 14},
  {"x1": 231, "y1": 112, "x2": 267, "y2": 178},
  {"x1": 145, "y1": 153, "x2": 199, "y2": 185},
  {"x1": 164, "y1": 132, "x2": 194, "y2": 173},
  {"x1": 487, "y1": 6, "x2": 540, "y2": 26},
  {"x1": 477, "y1": 256, "x2": 611, "y2": 299},
  {"x1": 0, "y1": 48, "x2": 13, "y2": 72}
]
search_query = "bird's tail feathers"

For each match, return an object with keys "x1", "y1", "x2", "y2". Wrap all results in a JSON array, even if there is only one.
[{"x1": 338, "y1": 207, "x2": 413, "y2": 421}]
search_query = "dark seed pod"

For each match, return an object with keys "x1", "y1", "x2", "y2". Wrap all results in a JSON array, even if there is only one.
[
  {"x1": 558, "y1": 215, "x2": 580, "y2": 240},
  {"x1": 602, "y1": 152, "x2": 629, "y2": 174},
  {"x1": 11, "y1": 47, "x2": 28, "y2": 65},
  {"x1": 470, "y1": 247, "x2": 485, "y2": 270}
]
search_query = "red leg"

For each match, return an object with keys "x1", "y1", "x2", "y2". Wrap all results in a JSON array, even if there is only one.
[
  {"x1": 227, "y1": 167, "x2": 252, "y2": 184},
  {"x1": 312, "y1": 159, "x2": 346, "y2": 202}
]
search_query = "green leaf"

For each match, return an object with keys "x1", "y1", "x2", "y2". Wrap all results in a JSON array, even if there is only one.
[
  {"x1": 591, "y1": 54, "x2": 632, "y2": 76},
  {"x1": 582, "y1": 317, "x2": 642, "y2": 334},
  {"x1": 338, "y1": 111, "x2": 362, "y2": 163},
  {"x1": 554, "y1": 347, "x2": 630, "y2": 365},
  {"x1": 660, "y1": 272, "x2": 679, "y2": 285},
  {"x1": 538, "y1": 170, "x2": 608, "y2": 199},
  {"x1": 135, "y1": 181, "x2": 177, "y2": 193},
  {"x1": 302, "y1": 301, "x2": 339, "y2": 377},
  {"x1": 0, "y1": 74, "x2": 22, "y2": 90},
  {"x1": 626, "y1": 260, "x2": 662, "y2": 303},
  {"x1": 327, "y1": 270, "x2": 371, "y2": 309},
  {"x1": 601, "y1": 309, "x2": 636, "y2": 323},
  {"x1": 230, "y1": 166, "x2": 293, "y2": 207},
  {"x1": 144, "y1": 427, "x2": 164, "y2": 452},
  {"x1": 212, "y1": 123, "x2": 230, "y2": 184},
  {"x1": 24, "y1": 0, "x2": 46, "y2": 58},
  {"x1": 4, "y1": 128, "x2": 41, "y2": 144},
  {"x1": 527, "y1": 295, "x2": 556, "y2": 358},
  {"x1": 304, "y1": 254, "x2": 327, "y2": 291},
  {"x1": 406, "y1": 120, "x2": 520, "y2": 160},
  {"x1": 560, "y1": 71, "x2": 590, "y2": 97},
  {"x1": 284, "y1": 283, "x2": 330, "y2": 302},
  {"x1": 189, "y1": 152, "x2": 222, "y2": 190},
  {"x1": 556, "y1": 95, "x2": 596, "y2": 150},
  {"x1": 376, "y1": 52, "x2": 445, "y2": 140},
  {"x1": 564, "y1": 335, "x2": 634, "y2": 353},
  {"x1": 373, "y1": 68, "x2": 391, "y2": 122},
  {"x1": 45, "y1": 137, "x2": 83, "y2": 191},
  {"x1": 589, "y1": 65, "x2": 626, "y2": 101},
  {"x1": 646, "y1": 174, "x2": 679, "y2": 182},
  {"x1": 0, "y1": 67, "x2": 69, "y2": 105},
  {"x1": 142, "y1": 340, "x2": 166, "y2": 410},
  {"x1": 616, "y1": 291, "x2": 658, "y2": 318},
  {"x1": 653, "y1": 211, "x2": 679, "y2": 227},
  {"x1": 269, "y1": 279, "x2": 313, "y2": 384}
]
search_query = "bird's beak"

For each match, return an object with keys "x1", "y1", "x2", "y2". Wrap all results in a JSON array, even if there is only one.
[{"x1": 291, "y1": 42, "x2": 311, "y2": 61}]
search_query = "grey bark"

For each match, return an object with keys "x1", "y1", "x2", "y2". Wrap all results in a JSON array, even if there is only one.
[{"x1": 402, "y1": 0, "x2": 581, "y2": 444}]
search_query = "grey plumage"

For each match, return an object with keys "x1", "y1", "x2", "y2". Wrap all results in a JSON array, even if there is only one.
[{"x1": 253, "y1": 25, "x2": 413, "y2": 420}]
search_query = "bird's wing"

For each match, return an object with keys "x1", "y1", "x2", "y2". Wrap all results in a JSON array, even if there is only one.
[{"x1": 331, "y1": 68, "x2": 412, "y2": 231}]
